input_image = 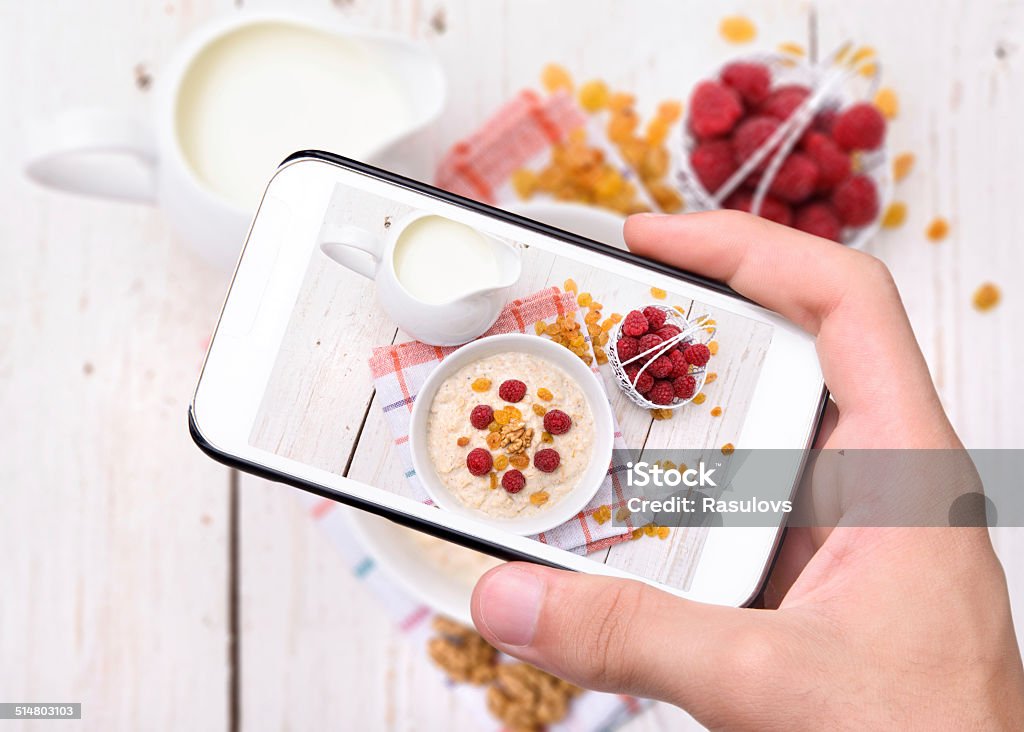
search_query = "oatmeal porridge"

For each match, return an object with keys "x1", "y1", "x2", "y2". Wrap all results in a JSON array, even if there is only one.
[{"x1": 426, "y1": 352, "x2": 595, "y2": 518}]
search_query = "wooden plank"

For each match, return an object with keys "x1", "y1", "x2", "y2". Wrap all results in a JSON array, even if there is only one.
[{"x1": 0, "y1": 1, "x2": 236, "y2": 729}]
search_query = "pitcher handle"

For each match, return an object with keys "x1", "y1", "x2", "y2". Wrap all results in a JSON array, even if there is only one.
[
  {"x1": 23, "y1": 108, "x2": 157, "y2": 203},
  {"x1": 319, "y1": 223, "x2": 382, "y2": 280}
]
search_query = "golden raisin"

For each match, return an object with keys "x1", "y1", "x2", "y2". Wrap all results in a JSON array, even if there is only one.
[
  {"x1": 595, "y1": 347, "x2": 608, "y2": 365},
  {"x1": 529, "y1": 491, "x2": 550, "y2": 506},
  {"x1": 673, "y1": 304, "x2": 686, "y2": 314},
  {"x1": 710, "y1": 406, "x2": 723, "y2": 417},
  {"x1": 534, "y1": 320, "x2": 546, "y2": 335},
  {"x1": 721, "y1": 443, "x2": 735, "y2": 455},
  {"x1": 592, "y1": 505, "x2": 612, "y2": 525},
  {"x1": 610, "y1": 313, "x2": 622, "y2": 323},
  {"x1": 537, "y1": 387, "x2": 553, "y2": 401},
  {"x1": 504, "y1": 406, "x2": 522, "y2": 422},
  {"x1": 578, "y1": 79, "x2": 609, "y2": 112},
  {"x1": 708, "y1": 341, "x2": 720, "y2": 355},
  {"x1": 471, "y1": 377, "x2": 492, "y2": 392},
  {"x1": 563, "y1": 278, "x2": 578, "y2": 293},
  {"x1": 577, "y1": 292, "x2": 592, "y2": 307},
  {"x1": 893, "y1": 152, "x2": 915, "y2": 182},
  {"x1": 850, "y1": 45, "x2": 876, "y2": 65},
  {"x1": 972, "y1": 282, "x2": 1001, "y2": 312},
  {"x1": 541, "y1": 431, "x2": 553, "y2": 443},
  {"x1": 650, "y1": 287, "x2": 667, "y2": 299},
  {"x1": 631, "y1": 528, "x2": 643, "y2": 540},
  {"x1": 615, "y1": 507, "x2": 632, "y2": 522},
  {"x1": 492, "y1": 455, "x2": 507, "y2": 471},
  {"x1": 719, "y1": 15, "x2": 757, "y2": 43},
  {"x1": 643, "y1": 524, "x2": 657, "y2": 537},
  {"x1": 706, "y1": 372, "x2": 718, "y2": 384},
  {"x1": 778, "y1": 41, "x2": 805, "y2": 56},
  {"x1": 486, "y1": 432, "x2": 502, "y2": 449},
  {"x1": 881, "y1": 202, "x2": 907, "y2": 228},
  {"x1": 874, "y1": 87, "x2": 899, "y2": 119},
  {"x1": 541, "y1": 63, "x2": 573, "y2": 93},
  {"x1": 511, "y1": 169, "x2": 539, "y2": 199},
  {"x1": 457, "y1": 436, "x2": 470, "y2": 447},
  {"x1": 926, "y1": 217, "x2": 950, "y2": 242},
  {"x1": 510, "y1": 454, "x2": 529, "y2": 470},
  {"x1": 589, "y1": 301, "x2": 603, "y2": 311},
  {"x1": 532, "y1": 403, "x2": 547, "y2": 417},
  {"x1": 487, "y1": 421, "x2": 499, "y2": 432},
  {"x1": 584, "y1": 310, "x2": 600, "y2": 325},
  {"x1": 693, "y1": 393, "x2": 707, "y2": 405},
  {"x1": 657, "y1": 526, "x2": 670, "y2": 540},
  {"x1": 493, "y1": 409, "x2": 510, "y2": 426},
  {"x1": 489, "y1": 472, "x2": 498, "y2": 490}
]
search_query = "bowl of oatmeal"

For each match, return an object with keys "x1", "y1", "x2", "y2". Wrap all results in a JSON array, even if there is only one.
[{"x1": 409, "y1": 333, "x2": 614, "y2": 536}]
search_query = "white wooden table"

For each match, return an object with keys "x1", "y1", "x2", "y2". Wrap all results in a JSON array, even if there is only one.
[{"x1": 2, "y1": 1, "x2": 1021, "y2": 730}]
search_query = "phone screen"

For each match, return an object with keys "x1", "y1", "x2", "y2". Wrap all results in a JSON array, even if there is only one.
[{"x1": 235, "y1": 161, "x2": 796, "y2": 596}]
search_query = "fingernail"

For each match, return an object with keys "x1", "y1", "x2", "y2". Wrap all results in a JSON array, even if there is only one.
[{"x1": 477, "y1": 565, "x2": 545, "y2": 647}]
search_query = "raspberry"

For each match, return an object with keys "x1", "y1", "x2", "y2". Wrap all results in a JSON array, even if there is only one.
[
  {"x1": 758, "y1": 84, "x2": 811, "y2": 121},
  {"x1": 723, "y1": 191, "x2": 793, "y2": 227},
  {"x1": 638, "y1": 333, "x2": 664, "y2": 357},
  {"x1": 690, "y1": 139, "x2": 737, "y2": 193},
  {"x1": 668, "y1": 349, "x2": 689, "y2": 378},
  {"x1": 831, "y1": 175, "x2": 879, "y2": 227},
  {"x1": 656, "y1": 324, "x2": 682, "y2": 341},
  {"x1": 498, "y1": 379, "x2": 526, "y2": 403},
  {"x1": 688, "y1": 81, "x2": 743, "y2": 139},
  {"x1": 622, "y1": 310, "x2": 649, "y2": 337},
  {"x1": 720, "y1": 61, "x2": 772, "y2": 105},
  {"x1": 648, "y1": 355, "x2": 674, "y2": 379},
  {"x1": 767, "y1": 153, "x2": 819, "y2": 203},
  {"x1": 616, "y1": 336, "x2": 640, "y2": 363},
  {"x1": 533, "y1": 448, "x2": 561, "y2": 473},
  {"x1": 794, "y1": 201, "x2": 843, "y2": 241},
  {"x1": 543, "y1": 409, "x2": 572, "y2": 435},
  {"x1": 501, "y1": 469, "x2": 526, "y2": 493},
  {"x1": 466, "y1": 448, "x2": 493, "y2": 476},
  {"x1": 732, "y1": 115, "x2": 780, "y2": 171},
  {"x1": 624, "y1": 364, "x2": 654, "y2": 394},
  {"x1": 683, "y1": 343, "x2": 711, "y2": 367},
  {"x1": 469, "y1": 404, "x2": 494, "y2": 430},
  {"x1": 800, "y1": 131, "x2": 851, "y2": 191},
  {"x1": 673, "y1": 374, "x2": 697, "y2": 400},
  {"x1": 648, "y1": 379, "x2": 675, "y2": 406},
  {"x1": 642, "y1": 306, "x2": 667, "y2": 331},
  {"x1": 832, "y1": 102, "x2": 886, "y2": 151},
  {"x1": 813, "y1": 108, "x2": 837, "y2": 134}
]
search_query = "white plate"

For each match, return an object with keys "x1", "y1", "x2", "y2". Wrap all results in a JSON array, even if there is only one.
[{"x1": 409, "y1": 333, "x2": 614, "y2": 535}]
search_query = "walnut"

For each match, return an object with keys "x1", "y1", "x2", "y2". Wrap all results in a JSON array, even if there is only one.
[
  {"x1": 427, "y1": 617, "x2": 497, "y2": 685},
  {"x1": 499, "y1": 420, "x2": 535, "y2": 455},
  {"x1": 486, "y1": 663, "x2": 581, "y2": 731}
]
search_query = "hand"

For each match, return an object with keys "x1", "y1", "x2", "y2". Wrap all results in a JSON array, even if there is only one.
[{"x1": 471, "y1": 211, "x2": 1024, "y2": 729}]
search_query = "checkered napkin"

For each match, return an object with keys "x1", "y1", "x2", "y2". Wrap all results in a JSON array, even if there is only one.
[
  {"x1": 302, "y1": 492, "x2": 647, "y2": 731},
  {"x1": 435, "y1": 89, "x2": 586, "y2": 204},
  {"x1": 367, "y1": 287, "x2": 634, "y2": 554}
]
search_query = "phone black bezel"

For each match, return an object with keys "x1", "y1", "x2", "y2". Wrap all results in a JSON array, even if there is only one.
[{"x1": 189, "y1": 150, "x2": 826, "y2": 602}]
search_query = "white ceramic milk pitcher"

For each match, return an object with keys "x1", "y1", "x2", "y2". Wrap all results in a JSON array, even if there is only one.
[
  {"x1": 320, "y1": 213, "x2": 523, "y2": 346},
  {"x1": 23, "y1": 10, "x2": 446, "y2": 271}
]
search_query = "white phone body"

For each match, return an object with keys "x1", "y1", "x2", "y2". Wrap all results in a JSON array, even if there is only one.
[{"x1": 190, "y1": 152, "x2": 827, "y2": 607}]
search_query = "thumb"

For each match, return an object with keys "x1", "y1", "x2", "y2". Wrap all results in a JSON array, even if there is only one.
[{"x1": 471, "y1": 562, "x2": 784, "y2": 712}]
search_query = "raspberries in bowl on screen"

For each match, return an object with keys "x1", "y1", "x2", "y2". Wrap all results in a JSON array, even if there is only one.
[{"x1": 607, "y1": 304, "x2": 715, "y2": 412}]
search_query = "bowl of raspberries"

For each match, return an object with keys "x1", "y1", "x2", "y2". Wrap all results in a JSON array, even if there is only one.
[
  {"x1": 608, "y1": 304, "x2": 714, "y2": 410},
  {"x1": 679, "y1": 52, "x2": 891, "y2": 248}
]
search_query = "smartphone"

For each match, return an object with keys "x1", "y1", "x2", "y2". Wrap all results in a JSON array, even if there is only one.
[{"x1": 190, "y1": 151, "x2": 827, "y2": 607}]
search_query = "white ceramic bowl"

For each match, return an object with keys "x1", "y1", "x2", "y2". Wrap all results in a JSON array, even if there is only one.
[
  {"x1": 345, "y1": 507, "x2": 499, "y2": 625},
  {"x1": 409, "y1": 333, "x2": 614, "y2": 536}
]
